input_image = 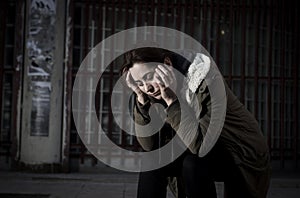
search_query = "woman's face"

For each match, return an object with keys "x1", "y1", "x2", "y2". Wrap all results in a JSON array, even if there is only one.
[{"x1": 129, "y1": 62, "x2": 162, "y2": 100}]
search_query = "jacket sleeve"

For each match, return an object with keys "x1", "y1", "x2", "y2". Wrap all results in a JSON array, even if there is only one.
[
  {"x1": 133, "y1": 98, "x2": 156, "y2": 151},
  {"x1": 165, "y1": 78, "x2": 218, "y2": 155},
  {"x1": 165, "y1": 97, "x2": 203, "y2": 154}
]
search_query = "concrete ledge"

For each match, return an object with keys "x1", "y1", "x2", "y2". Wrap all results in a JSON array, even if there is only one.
[{"x1": 11, "y1": 161, "x2": 63, "y2": 173}]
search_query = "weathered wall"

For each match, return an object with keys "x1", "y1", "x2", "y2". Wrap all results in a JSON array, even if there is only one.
[{"x1": 20, "y1": 0, "x2": 65, "y2": 167}]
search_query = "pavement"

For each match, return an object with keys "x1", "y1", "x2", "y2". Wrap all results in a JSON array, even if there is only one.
[{"x1": 0, "y1": 170, "x2": 300, "y2": 198}]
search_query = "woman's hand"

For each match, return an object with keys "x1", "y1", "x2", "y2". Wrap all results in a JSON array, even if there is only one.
[
  {"x1": 125, "y1": 71, "x2": 147, "y2": 105},
  {"x1": 155, "y1": 64, "x2": 178, "y2": 106}
]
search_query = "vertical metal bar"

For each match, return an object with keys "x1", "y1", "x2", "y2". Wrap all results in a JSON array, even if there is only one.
[
  {"x1": 266, "y1": 0, "x2": 273, "y2": 152},
  {"x1": 120, "y1": 0, "x2": 127, "y2": 149},
  {"x1": 209, "y1": 1, "x2": 213, "y2": 54},
  {"x1": 215, "y1": 0, "x2": 220, "y2": 65},
  {"x1": 83, "y1": 0, "x2": 90, "y2": 57},
  {"x1": 63, "y1": 0, "x2": 75, "y2": 172},
  {"x1": 150, "y1": 0, "x2": 155, "y2": 26},
  {"x1": 162, "y1": 0, "x2": 169, "y2": 50},
  {"x1": 97, "y1": 0, "x2": 103, "y2": 43},
  {"x1": 293, "y1": 0, "x2": 299, "y2": 169},
  {"x1": 80, "y1": 0, "x2": 91, "y2": 164},
  {"x1": 124, "y1": 0, "x2": 137, "y2": 150},
  {"x1": 0, "y1": 0, "x2": 8, "y2": 145},
  {"x1": 197, "y1": 0, "x2": 201, "y2": 25},
  {"x1": 184, "y1": 2, "x2": 189, "y2": 35},
  {"x1": 240, "y1": 0, "x2": 246, "y2": 104},
  {"x1": 131, "y1": 0, "x2": 135, "y2": 26},
  {"x1": 137, "y1": 0, "x2": 142, "y2": 26},
  {"x1": 189, "y1": 1, "x2": 194, "y2": 38},
  {"x1": 157, "y1": 0, "x2": 162, "y2": 28},
  {"x1": 170, "y1": 0, "x2": 175, "y2": 28},
  {"x1": 91, "y1": 0, "x2": 97, "y2": 166},
  {"x1": 0, "y1": 2, "x2": 10, "y2": 163},
  {"x1": 144, "y1": 0, "x2": 148, "y2": 25},
  {"x1": 111, "y1": 0, "x2": 115, "y2": 35},
  {"x1": 279, "y1": 0, "x2": 286, "y2": 169},
  {"x1": 11, "y1": 0, "x2": 25, "y2": 166},
  {"x1": 92, "y1": 1, "x2": 96, "y2": 34},
  {"x1": 254, "y1": 1, "x2": 260, "y2": 119},
  {"x1": 124, "y1": 0, "x2": 129, "y2": 27},
  {"x1": 163, "y1": 0, "x2": 168, "y2": 27},
  {"x1": 107, "y1": 0, "x2": 115, "y2": 147},
  {"x1": 175, "y1": 0, "x2": 180, "y2": 31},
  {"x1": 125, "y1": 0, "x2": 130, "y2": 27},
  {"x1": 170, "y1": 0, "x2": 175, "y2": 25},
  {"x1": 118, "y1": 0, "x2": 127, "y2": 149},
  {"x1": 95, "y1": 0, "x2": 103, "y2": 116},
  {"x1": 228, "y1": 0, "x2": 233, "y2": 86},
  {"x1": 93, "y1": 0, "x2": 104, "y2": 166},
  {"x1": 202, "y1": 0, "x2": 207, "y2": 47}
]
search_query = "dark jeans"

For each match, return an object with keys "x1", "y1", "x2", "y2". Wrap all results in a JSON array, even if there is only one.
[{"x1": 137, "y1": 142, "x2": 248, "y2": 198}]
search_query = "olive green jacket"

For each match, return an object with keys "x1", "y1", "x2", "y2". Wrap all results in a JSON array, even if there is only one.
[{"x1": 133, "y1": 53, "x2": 271, "y2": 198}]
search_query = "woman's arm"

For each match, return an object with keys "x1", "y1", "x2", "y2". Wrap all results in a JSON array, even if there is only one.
[
  {"x1": 133, "y1": 98, "x2": 156, "y2": 151},
  {"x1": 165, "y1": 98, "x2": 203, "y2": 154}
]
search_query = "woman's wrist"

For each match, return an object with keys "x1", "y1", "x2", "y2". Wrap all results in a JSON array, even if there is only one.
[
  {"x1": 137, "y1": 95, "x2": 147, "y2": 105},
  {"x1": 165, "y1": 96, "x2": 177, "y2": 106}
]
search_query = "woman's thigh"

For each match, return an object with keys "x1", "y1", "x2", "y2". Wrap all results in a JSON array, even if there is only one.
[
  {"x1": 205, "y1": 143, "x2": 250, "y2": 197},
  {"x1": 137, "y1": 151, "x2": 187, "y2": 198}
]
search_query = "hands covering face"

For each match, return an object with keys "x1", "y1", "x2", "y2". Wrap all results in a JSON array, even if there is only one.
[
  {"x1": 154, "y1": 64, "x2": 177, "y2": 106},
  {"x1": 125, "y1": 70, "x2": 148, "y2": 105},
  {"x1": 125, "y1": 63, "x2": 178, "y2": 106}
]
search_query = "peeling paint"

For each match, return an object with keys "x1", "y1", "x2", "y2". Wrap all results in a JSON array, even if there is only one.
[
  {"x1": 31, "y1": 0, "x2": 56, "y2": 14},
  {"x1": 26, "y1": 0, "x2": 56, "y2": 136},
  {"x1": 30, "y1": 81, "x2": 51, "y2": 136}
]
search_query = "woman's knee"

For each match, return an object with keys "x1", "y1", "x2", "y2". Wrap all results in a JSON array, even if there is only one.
[
  {"x1": 182, "y1": 155, "x2": 198, "y2": 171},
  {"x1": 182, "y1": 154, "x2": 215, "y2": 185},
  {"x1": 182, "y1": 154, "x2": 209, "y2": 174},
  {"x1": 182, "y1": 155, "x2": 217, "y2": 198}
]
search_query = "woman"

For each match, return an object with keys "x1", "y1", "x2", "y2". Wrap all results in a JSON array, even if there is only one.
[{"x1": 120, "y1": 47, "x2": 271, "y2": 198}]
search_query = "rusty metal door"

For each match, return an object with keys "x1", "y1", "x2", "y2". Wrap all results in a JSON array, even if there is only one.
[
  {"x1": 0, "y1": 0, "x2": 24, "y2": 169},
  {"x1": 66, "y1": 0, "x2": 299, "y2": 171}
]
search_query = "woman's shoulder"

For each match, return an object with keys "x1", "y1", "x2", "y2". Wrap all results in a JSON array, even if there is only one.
[{"x1": 186, "y1": 53, "x2": 211, "y2": 93}]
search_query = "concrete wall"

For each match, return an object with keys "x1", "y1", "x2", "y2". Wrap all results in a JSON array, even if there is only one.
[{"x1": 19, "y1": 0, "x2": 65, "y2": 167}]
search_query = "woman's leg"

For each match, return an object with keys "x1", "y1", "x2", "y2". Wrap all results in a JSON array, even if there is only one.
[
  {"x1": 137, "y1": 169, "x2": 168, "y2": 198},
  {"x1": 137, "y1": 152, "x2": 187, "y2": 198},
  {"x1": 211, "y1": 143, "x2": 252, "y2": 198},
  {"x1": 181, "y1": 141, "x2": 267, "y2": 198},
  {"x1": 222, "y1": 170, "x2": 249, "y2": 198},
  {"x1": 182, "y1": 154, "x2": 217, "y2": 198}
]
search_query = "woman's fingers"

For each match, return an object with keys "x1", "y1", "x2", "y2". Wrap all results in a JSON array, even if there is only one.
[
  {"x1": 160, "y1": 64, "x2": 176, "y2": 82},
  {"x1": 125, "y1": 71, "x2": 147, "y2": 104},
  {"x1": 155, "y1": 65, "x2": 174, "y2": 87},
  {"x1": 158, "y1": 82, "x2": 177, "y2": 106},
  {"x1": 155, "y1": 64, "x2": 176, "y2": 90},
  {"x1": 165, "y1": 65, "x2": 176, "y2": 84},
  {"x1": 125, "y1": 71, "x2": 132, "y2": 83},
  {"x1": 126, "y1": 72, "x2": 136, "y2": 88},
  {"x1": 126, "y1": 72, "x2": 140, "y2": 93},
  {"x1": 157, "y1": 65, "x2": 169, "y2": 76},
  {"x1": 155, "y1": 66, "x2": 170, "y2": 86}
]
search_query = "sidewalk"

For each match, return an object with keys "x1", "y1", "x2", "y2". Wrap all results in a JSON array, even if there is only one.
[{"x1": 0, "y1": 170, "x2": 299, "y2": 198}]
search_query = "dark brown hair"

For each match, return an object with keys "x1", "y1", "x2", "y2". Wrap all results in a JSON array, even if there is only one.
[
  {"x1": 119, "y1": 47, "x2": 193, "y2": 78},
  {"x1": 120, "y1": 47, "x2": 174, "y2": 76}
]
